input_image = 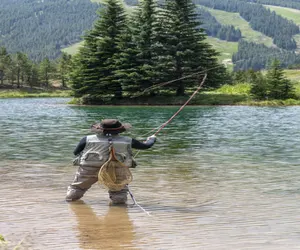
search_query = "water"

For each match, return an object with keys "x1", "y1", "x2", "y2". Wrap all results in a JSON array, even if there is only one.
[{"x1": 1, "y1": 98, "x2": 300, "y2": 249}]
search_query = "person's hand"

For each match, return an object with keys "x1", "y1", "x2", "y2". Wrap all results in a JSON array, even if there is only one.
[{"x1": 147, "y1": 134, "x2": 157, "y2": 142}]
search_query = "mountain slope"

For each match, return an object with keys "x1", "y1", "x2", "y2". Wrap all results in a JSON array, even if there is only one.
[
  {"x1": 1, "y1": 0, "x2": 300, "y2": 67},
  {"x1": 264, "y1": 5, "x2": 300, "y2": 52},
  {"x1": 0, "y1": 0, "x2": 100, "y2": 61}
]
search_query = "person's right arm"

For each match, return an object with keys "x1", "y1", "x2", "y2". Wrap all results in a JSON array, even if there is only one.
[{"x1": 131, "y1": 135, "x2": 156, "y2": 149}]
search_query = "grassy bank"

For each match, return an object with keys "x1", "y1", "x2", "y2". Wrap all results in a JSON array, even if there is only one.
[
  {"x1": 2, "y1": 82, "x2": 300, "y2": 106},
  {"x1": 0, "y1": 89, "x2": 72, "y2": 98},
  {"x1": 69, "y1": 83, "x2": 300, "y2": 106}
]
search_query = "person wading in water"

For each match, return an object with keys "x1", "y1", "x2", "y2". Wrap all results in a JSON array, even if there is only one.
[{"x1": 66, "y1": 119, "x2": 156, "y2": 205}]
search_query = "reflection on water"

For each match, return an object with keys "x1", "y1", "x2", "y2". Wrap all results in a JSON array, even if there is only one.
[
  {"x1": 1, "y1": 98, "x2": 300, "y2": 249},
  {"x1": 70, "y1": 201, "x2": 135, "y2": 250}
]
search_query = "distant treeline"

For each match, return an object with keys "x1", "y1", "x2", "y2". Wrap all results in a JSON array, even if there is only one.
[
  {"x1": 232, "y1": 40, "x2": 300, "y2": 70},
  {"x1": 0, "y1": 0, "x2": 100, "y2": 61},
  {"x1": 194, "y1": 0, "x2": 299, "y2": 50},
  {"x1": 247, "y1": 0, "x2": 300, "y2": 10},
  {"x1": 0, "y1": 47, "x2": 72, "y2": 89}
]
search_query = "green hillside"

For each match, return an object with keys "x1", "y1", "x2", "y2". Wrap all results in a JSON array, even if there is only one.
[
  {"x1": 0, "y1": 0, "x2": 100, "y2": 61},
  {"x1": 205, "y1": 8, "x2": 275, "y2": 47},
  {"x1": 264, "y1": 5, "x2": 300, "y2": 24},
  {"x1": 62, "y1": 41, "x2": 84, "y2": 55},
  {"x1": 202, "y1": 6, "x2": 276, "y2": 69},
  {"x1": 264, "y1": 5, "x2": 300, "y2": 51},
  {"x1": 1, "y1": 0, "x2": 299, "y2": 68}
]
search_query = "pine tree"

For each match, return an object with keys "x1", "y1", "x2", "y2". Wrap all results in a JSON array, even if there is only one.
[
  {"x1": 14, "y1": 52, "x2": 31, "y2": 88},
  {"x1": 266, "y1": 59, "x2": 295, "y2": 99},
  {"x1": 160, "y1": 0, "x2": 228, "y2": 96},
  {"x1": 39, "y1": 57, "x2": 53, "y2": 88},
  {"x1": 0, "y1": 47, "x2": 11, "y2": 85},
  {"x1": 113, "y1": 25, "x2": 141, "y2": 95},
  {"x1": 29, "y1": 64, "x2": 40, "y2": 88},
  {"x1": 120, "y1": 0, "x2": 162, "y2": 95},
  {"x1": 70, "y1": 0, "x2": 126, "y2": 101},
  {"x1": 57, "y1": 52, "x2": 72, "y2": 88},
  {"x1": 250, "y1": 71, "x2": 268, "y2": 100}
]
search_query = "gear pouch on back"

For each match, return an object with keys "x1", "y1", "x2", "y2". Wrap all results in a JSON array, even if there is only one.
[{"x1": 84, "y1": 152, "x2": 103, "y2": 162}]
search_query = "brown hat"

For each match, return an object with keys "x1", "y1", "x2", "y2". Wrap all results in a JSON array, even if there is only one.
[{"x1": 91, "y1": 119, "x2": 131, "y2": 134}]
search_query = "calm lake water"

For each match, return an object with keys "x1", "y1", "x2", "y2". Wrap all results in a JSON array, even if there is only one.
[{"x1": 1, "y1": 98, "x2": 300, "y2": 249}]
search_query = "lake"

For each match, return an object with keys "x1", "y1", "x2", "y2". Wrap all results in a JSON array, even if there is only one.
[{"x1": 1, "y1": 98, "x2": 300, "y2": 249}]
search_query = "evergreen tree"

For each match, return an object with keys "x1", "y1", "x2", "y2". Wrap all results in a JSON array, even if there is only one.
[
  {"x1": 29, "y1": 64, "x2": 40, "y2": 88},
  {"x1": 249, "y1": 71, "x2": 268, "y2": 100},
  {"x1": 6, "y1": 56, "x2": 16, "y2": 85},
  {"x1": 0, "y1": 47, "x2": 10, "y2": 85},
  {"x1": 159, "y1": 0, "x2": 228, "y2": 96},
  {"x1": 124, "y1": 0, "x2": 162, "y2": 94},
  {"x1": 70, "y1": 0, "x2": 127, "y2": 101},
  {"x1": 39, "y1": 57, "x2": 53, "y2": 88},
  {"x1": 113, "y1": 25, "x2": 141, "y2": 95},
  {"x1": 266, "y1": 59, "x2": 295, "y2": 99},
  {"x1": 57, "y1": 52, "x2": 72, "y2": 88},
  {"x1": 14, "y1": 52, "x2": 31, "y2": 88}
]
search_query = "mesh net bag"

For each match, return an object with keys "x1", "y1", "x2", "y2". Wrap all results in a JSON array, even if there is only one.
[{"x1": 98, "y1": 146, "x2": 133, "y2": 191}]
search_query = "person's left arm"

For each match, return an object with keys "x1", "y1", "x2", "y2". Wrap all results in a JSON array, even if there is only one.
[{"x1": 73, "y1": 136, "x2": 87, "y2": 155}]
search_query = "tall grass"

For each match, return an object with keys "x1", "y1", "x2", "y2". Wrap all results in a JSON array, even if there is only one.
[
  {"x1": 209, "y1": 83, "x2": 251, "y2": 95},
  {"x1": 0, "y1": 90, "x2": 72, "y2": 98}
]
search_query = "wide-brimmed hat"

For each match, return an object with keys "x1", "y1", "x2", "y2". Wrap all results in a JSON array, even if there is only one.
[{"x1": 91, "y1": 119, "x2": 131, "y2": 134}]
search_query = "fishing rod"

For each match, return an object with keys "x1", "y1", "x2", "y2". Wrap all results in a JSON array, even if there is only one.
[
  {"x1": 129, "y1": 74, "x2": 208, "y2": 213},
  {"x1": 134, "y1": 58, "x2": 246, "y2": 137},
  {"x1": 154, "y1": 73, "x2": 207, "y2": 136},
  {"x1": 132, "y1": 72, "x2": 207, "y2": 161},
  {"x1": 136, "y1": 72, "x2": 208, "y2": 138}
]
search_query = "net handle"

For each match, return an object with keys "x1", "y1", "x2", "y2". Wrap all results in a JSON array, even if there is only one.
[
  {"x1": 108, "y1": 145, "x2": 118, "y2": 161},
  {"x1": 108, "y1": 136, "x2": 118, "y2": 161}
]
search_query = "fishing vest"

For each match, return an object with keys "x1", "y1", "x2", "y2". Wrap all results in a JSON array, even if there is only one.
[{"x1": 79, "y1": 134, "x2": 133, "y2": 168}]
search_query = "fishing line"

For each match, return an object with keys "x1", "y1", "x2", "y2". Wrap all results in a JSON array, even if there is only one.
[
  {"x1": 135, "y1": 58, "x2": 246, "y2": 98},
  {"x1": 129, "y1": 59, "x2": 244, "y2": 213},
  {"x1": 133, "y1": 63, "x2": 228, "y2": 98},
  {"x1": 129, "y1": 74, "x2": 208, "y2": 216},
  {"x1": 133, "y1": 73, "x2": 207, "y2": 159},
  {"x1": 154, "y1": 73, "x2": 207, "y2": 136},
  {"x1": 132, "y1": 59, "x2": 246, "y2": 156},
  {"x1": 127, "y1": 185, "x2": 151, "y2": 216}
]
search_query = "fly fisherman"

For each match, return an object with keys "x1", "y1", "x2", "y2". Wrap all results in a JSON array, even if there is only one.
[{"x1": 66, "y1": 119, "x2": 156, "y2": 204}]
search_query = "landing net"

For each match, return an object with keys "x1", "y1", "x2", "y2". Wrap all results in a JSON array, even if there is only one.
[{"x1": 98, "y1": 146, "x2": 133, "y2": 191}]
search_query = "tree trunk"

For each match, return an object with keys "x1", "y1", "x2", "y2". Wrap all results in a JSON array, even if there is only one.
[
  {"x1": 175, "y1": 58, "x2": 184, "y2": 96},
  {"x1": 176, "y1": 81, "x2": 185, "y2": 96},
  {"x1": 114, "y1": 84, "x2": 123, "y2": 99},
  {"x1": 61, "y1": 77, "x2": 66, "y2": 88},
  {"x1": 17, "y1": 69, "x2": 20, "y2": 88}
]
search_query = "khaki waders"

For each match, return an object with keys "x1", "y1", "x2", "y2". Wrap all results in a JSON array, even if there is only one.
[{"x1": 66, "y1": 165, "x2": 128, "y2": 204}]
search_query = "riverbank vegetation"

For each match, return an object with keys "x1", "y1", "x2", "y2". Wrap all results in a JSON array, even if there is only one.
[{"x1": 1, "y1": 0, "x2": 300, "y2": 106}]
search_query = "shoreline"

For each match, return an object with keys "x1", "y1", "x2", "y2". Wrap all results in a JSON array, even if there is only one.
[
  {"x1": 1, "y1": 87, "x2": 300, "y2": 106},
  {"x1": 1, "y1": 95, "x2": 300, "y2": 107}
]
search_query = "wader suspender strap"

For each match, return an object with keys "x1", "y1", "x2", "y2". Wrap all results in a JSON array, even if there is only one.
[
  {"x1": 107, "y1": 135, "x2": 117, "y2": 161},
  {"x1": 108, "y1": 135, "x2": 113, "y2": 147}
]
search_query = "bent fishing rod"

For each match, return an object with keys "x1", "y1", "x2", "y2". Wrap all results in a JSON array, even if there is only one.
[{"x1": 129, "y1": 73, "x2": 207, "y2": 213}]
